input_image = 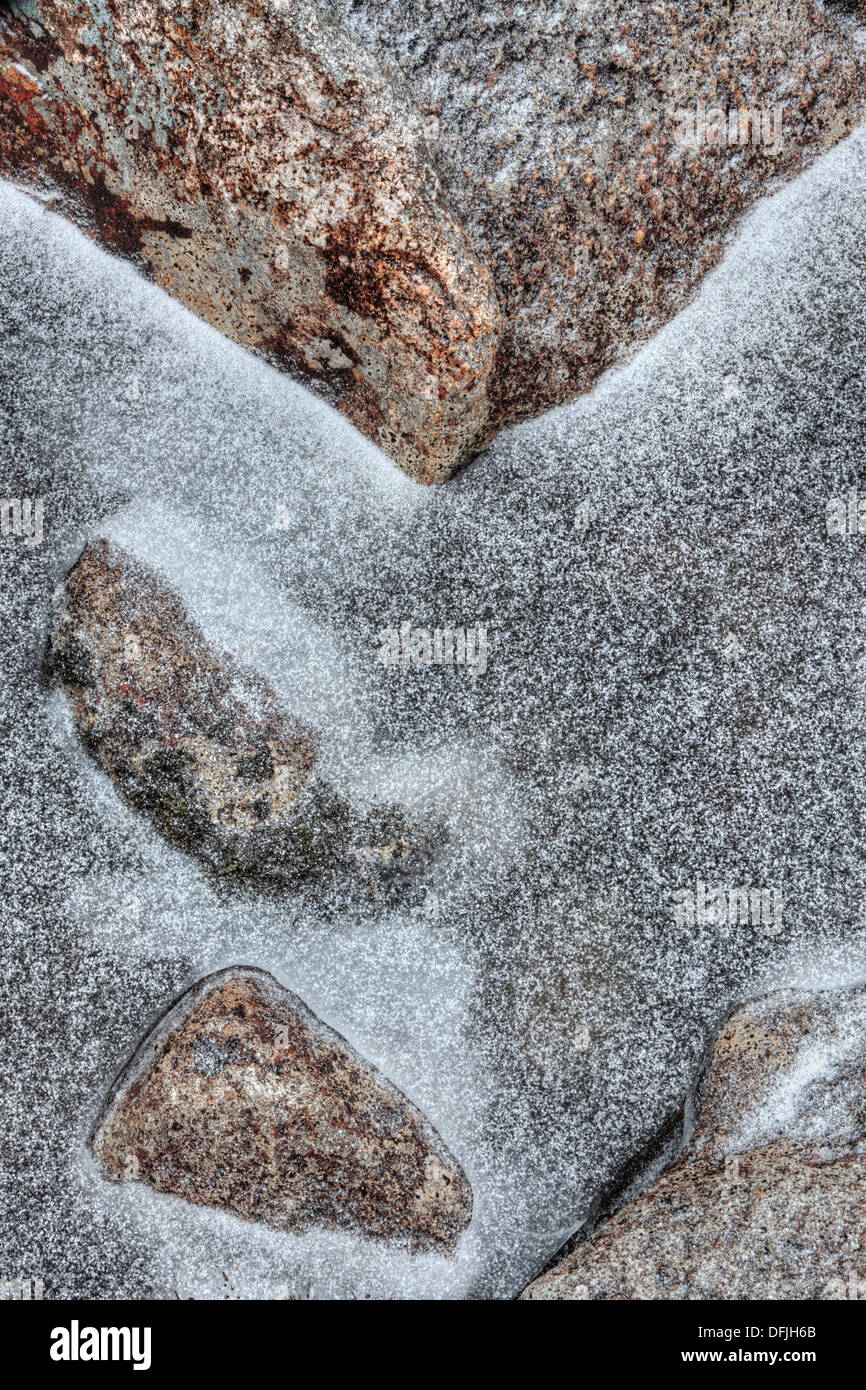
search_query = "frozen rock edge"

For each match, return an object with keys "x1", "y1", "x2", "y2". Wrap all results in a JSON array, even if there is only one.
[
  {"x1": 0, "y1": 0, "x2": 500, "y2": 483},
  {"x1": 522, "y1": 985, "x2": 866, "y2": 1299},
  {"x1": 51, "y1": 539, "x2": 434, "y2": 894}
]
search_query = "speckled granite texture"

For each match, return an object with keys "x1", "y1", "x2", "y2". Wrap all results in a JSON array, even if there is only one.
[
  {"x1": 0, "y1": 0, "x2": 500, "y2": 482},
  {"x1": 93, "y1": 967, "x2": 472, "y2": 1251},
  {"x1": 338, "y1": 0, "x2": 866, "y2": 438},
  {"x1": 52, "y1": 539, "x2": 432, "y2": 891},
  {"x1": 2, "y1": 1, "x2": 864, "y2": 476},
  {"x1": 0, "y1": 7, "x2": 865, "y2": 1303}
]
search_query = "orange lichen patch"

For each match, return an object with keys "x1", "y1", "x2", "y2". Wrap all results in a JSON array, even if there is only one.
[
  {"x1": 0, "y1": 58, "x2": 41, "y2": 99},
  {"x1": 0, "y1": 57, "x2": 46, "y2": 133}
]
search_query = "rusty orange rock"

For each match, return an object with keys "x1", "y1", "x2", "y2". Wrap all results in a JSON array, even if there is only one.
[
  {"x1": 0, "y1": 0, "x2": 500, "y2": 483},
  {"x1": 2, "y1": 2, "x2": 865, "y2": 480}
]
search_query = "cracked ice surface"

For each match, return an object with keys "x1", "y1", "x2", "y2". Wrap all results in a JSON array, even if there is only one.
[{"x1": 1, "y1": 121, "x2": 865, "y2": 1299}]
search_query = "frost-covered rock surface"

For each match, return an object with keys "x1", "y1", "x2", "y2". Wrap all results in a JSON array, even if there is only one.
[
  {"x1": 1, "y1": 107, "x2": 866, "y2": 1297},
  {"x1": 2, "y1": 1, "x2": 865, "y2": 478},
  {"x1": 52, "y1": 539, "x2": 431, "y2": 893},
  {"x1": 522, "y1": 987, "x2": 866, "y2": 1299},
  {"x1": 93, "y1": 967, "x2": 472, "y2": 1252}
]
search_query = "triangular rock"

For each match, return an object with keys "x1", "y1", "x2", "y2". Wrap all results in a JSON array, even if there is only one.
[{"x1": 92, "y1": 968, "x2": 472, "y2": 1252}]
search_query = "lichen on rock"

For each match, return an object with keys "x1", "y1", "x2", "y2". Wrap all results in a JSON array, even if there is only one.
[
  {"x1": 92, "y1": 967, "x2": 473, "y2": 1251},
  {"x1": 52, "y1": 539, "x2": 433, "y2": 890}
]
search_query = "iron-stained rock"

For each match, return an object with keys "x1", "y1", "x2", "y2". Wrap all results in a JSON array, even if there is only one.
[
  {"x1": 52, "y1": 540, "x2": 431, "y2": 888},
  {"x1": 0, "y1": 0, "x2": 500, "y2": 484},
  {"x1": 92, "y1": 967, "x2": 473, "y2": 1251},
  {"x1": 340, "y1": 0, "x2": 866, "y2": 442},
  {"x1": 522, "y1": 987, "x2": 866, "y2": 1299},
  {"x1": 2, "y1": 2, "x2": 864, "y2": 479}
]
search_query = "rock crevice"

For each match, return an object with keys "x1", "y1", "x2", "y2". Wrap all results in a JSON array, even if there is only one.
[
  {"x1": 522, "y1": 986, "x2": 866, "y2": 1300},
  {"x1": 2, "y1": 1, "x2": 864, "y2": 479}
]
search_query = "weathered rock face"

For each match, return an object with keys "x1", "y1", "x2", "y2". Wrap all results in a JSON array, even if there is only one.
[
  {"x1": 340, "y1": 0, "x2": 866, "y2": 438},
  {"x1": 2, "y1": 2, "x2": 864, "y2": 480},
  {"x1": 52, "y1": 540, "x2": 431, "y2": 888},
  {"x1": 93, "y1": 968, "x2": 473, "y2": 1251},
  {"x1": 522, "y1": 987, "x2": 866, "y2": 1299},
  {"x1": 0, "y1": 0, "x2": 500, "y2": 484}
]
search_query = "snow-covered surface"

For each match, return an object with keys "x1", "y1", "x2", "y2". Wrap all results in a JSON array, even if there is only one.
[{"x1": 1, "y1": 120, "x2": 865, "y2": 1298}]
